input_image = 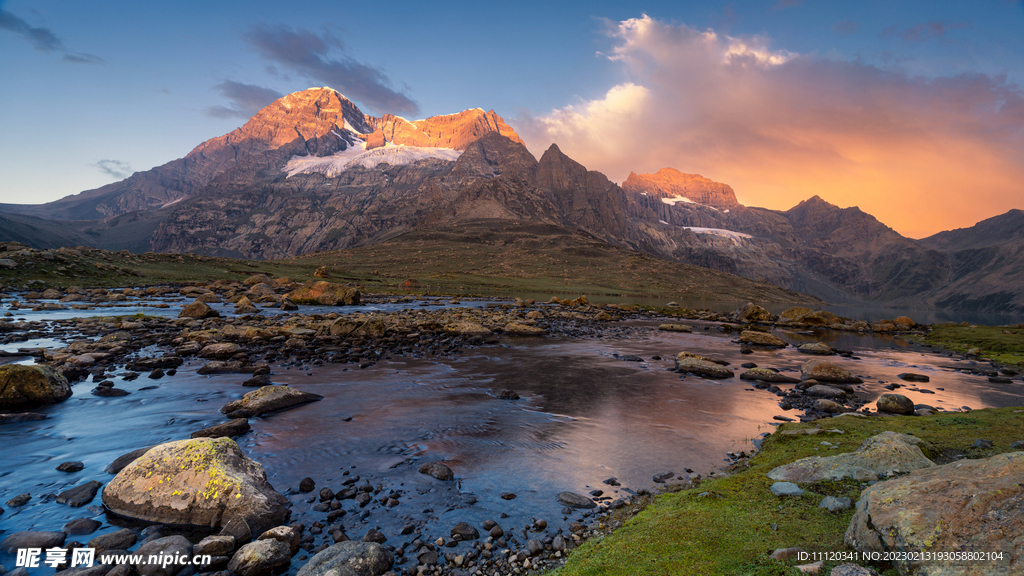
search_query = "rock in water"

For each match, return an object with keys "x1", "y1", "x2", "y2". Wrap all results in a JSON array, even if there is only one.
[
  {"x1": 102, "y1": 437, "x2": 290, "y2": 534},
  {"x1": 0, "y1": 364, "x2": 72, "y2": 409},
  {"x1": 797, "y1": 342, "x2": 834, "y2": 355},
  {"x1": 105, "y1": 446, "x2": 157, "y2": 474},
  {"x1": 768, "y1": 432, "x2": 934, "y2": 483},
  {"x1": 845, "y1": 452, "x2": 1024, "y2": 574},
  {"x1": 191, "y1": 418, "x2": 252, "y2": 439},
  {"x1": 179, "y1": 299, "x2": 220, "y2": 319},
  {"x1": 556, "y1": 491, "x2": 597, "y2": 509},
  {"x1": 227, "y1": 539, "x2": 291, "y2": 576},
  {"x1": 739, "y1": 368, "x2": 801, "y2": 384},
  {"x1": 418, "y1": 461, "x2": 454, "y2": 481},
  {"x1": 1, "y1": 531, "x2": 66, "y2": 552},
  {"x1": 286, "y1": 281, "x2": 360, "y2": 306},
  {"x1": 220, "y1": 386, "x2": 323, "y2": 418},
  {"x1": 739, "y1": 330, "x2": 787, "y2": 348},
  {"x1": 295, "y1": 541, "x2": 393, "y2": 576},
  {"x1": 896, "y1": 372, "x2": 929, "y2": 383},
  {"x1": 674, "y1": 358, "x2": 733, "y2": 379},
  {"x1": 56, "y1": 480, "x2": 103, "y2": 506},
  {"x1": 135, "y1": 535, "x2": 193, "y2": 576},
  {"x1": 799, "y1": 359, "x2": 863, "y2": 384},
  {"x1": 875, "y1": 393, "x2": 914, "y2": 415},
  {"x1": 732, "y1": 303, "x2": 772, "y2": 323},
  {"x1": 658, "y1": 323, "x2": 692, "y2": 332}
]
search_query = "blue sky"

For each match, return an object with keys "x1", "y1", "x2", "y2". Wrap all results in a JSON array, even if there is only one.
[{"x1": 1, "y1": 0, "x2": 1022, "y2": 237}]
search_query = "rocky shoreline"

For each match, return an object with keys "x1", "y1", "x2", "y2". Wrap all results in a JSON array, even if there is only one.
[{"x1": 2, "y1": 279, "x2": 1023, "y2": 576}]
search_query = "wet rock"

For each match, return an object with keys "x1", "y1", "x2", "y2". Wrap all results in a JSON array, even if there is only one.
[
  {"x1": 768, "y1": 432, "x2": 934, "y2": 483},
  {"x1": 105, "y1": 446, "x2": 156, "y2": 474},
  {"x1": 740, "y1": 368, "x2": 801, "y2": 384},
  {"x1": 652, "y1": 471, "x2": 675, "y2": 483},
  {"x1": 804, "y1": 385, "x2": 847, "y2": 399},
  {"x1": 362, "y1": 529, "x2": 386, "y2": 543},
  {"x1": 732, "y1": 303, "x2": 772, "y2": 323},
  {"x1": 798, "y1": 343, "x2": 833, "y2": 356},
  {"x1": 191, "y1": 418, "x2": 251, "y2": 439},
  {"x1": 489, "y1": 525, "x2": 504, "y2": 538},
  {"x1": 526, "y1": 538, "x2": 544, "y2": 556},
  {"x1": 504, "y1": 323, "x2": 546, "y2": 336},
  {"x1": 450, "y1": 522, "x2": 479, "y2": 540},
  {"x1": 56, "y1": 480, "x2": 103, "y2": 506},
  {"x1": 739, "y1": 330, "x2": 787, "y2": 348},
  {"x1": 319, "y1": 488, "x2": 334, "y2": 502},
  {"x1": 556, "y1": 491, "x2": 596, "y2": 509},
  {"x1": 134, "y1": 535, "x2": 193, "y2": 576},
  {"x1": 180, "y1": 300, "x2": 220, "y2": 319},
  {"x1": 102, "y1": 438, "x2": 290, "y2": 534},
  {"x1": 819, "y1": 496, "x2": 852, "y2": 513},
  {"x1": 89, "y1": 528, "x2": 137, "y2": 551},
  {"x1": 674, "y1": 358, "x2": 733, "y2": 379},
  {"x1": 495, "y1": 389, "x2": 520, "y2": 400},
  {"x1": 800, "y1": 360, "x2": 862, "y2": 384},
  {"x1": 418, "y1": 461, "x2": 454, "y2": 481},
  {"x1": 6, "y1": 493, "x2": 30, "y2": 506},
  {"x1": 845, "y1": 452, "x2": 1024, "y2": 574},
  {"x1": 499, "y1": 492, "x2": 516, "y2": 500},
  {"x1": 63, "y1": 518, "x2": 102, "y2": 535},
  {"x1": 258, "y1": 526, "x2": 300, "y2": 554},
  {"x1": 0, "y1": 364, "x2": 72, "y2": 409},
  {"x1": 875, "y1": 393, "x2": 914, "y2": 415},
  {"x1": 128, "y1": 357, "x2": 184, "y2": 371},
  {"x1": 0, "y1": 531, "x2": 66, "y2": 552},
  {"x1": 896, "y1": 373, "x2": 929, "y2": 383},
  {"x1": 57, "y1": 461, "x2": 85, "y2": 472},
  {"x1": 221, "y1": 386, "x2": 323, "y2": 419},
  {"x1": 657, "y1": 324, "x2": 691, "y2": 333},
  {"x1": 221, "y1": 516, "x2": 253, "y2": 544},
  {"x1": 198, "y1": 361, "x2": 251, "y2": 375},
  {"x1": 195, "y1": 535, "x2": 237, "y2": 557},
  {"x1": 201, "y1": 343, "x2": 243, "y2": 359},
  {"x1": 227, "y1": 539, "x2": 291, "y2": 576},
  {"x1": 295, "y1": 541, "x2": 393, "y2": 576},
  {"x1": 242, "y1": 374, "x2": 272, "y2": 387},
  {"x1": 234, "y1": 297, "x2": 260, "y2": 315},
  {"x1": 299, "y1": 477, "x2": 316, "y2": 493},
  {"x1": 92, "y1": 386, "x2": 130, "y2": 397}
]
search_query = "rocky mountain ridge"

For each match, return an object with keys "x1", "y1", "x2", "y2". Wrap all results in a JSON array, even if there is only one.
[{"x1": 1, "y1": 88, "x2": 1021, "y2": 313}]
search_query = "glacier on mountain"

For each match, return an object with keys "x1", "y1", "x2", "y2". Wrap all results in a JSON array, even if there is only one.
[
  {"x1": 283, "y1": 141, "x2": 463, "y2": 178},
  {"x1": 682, "y1": 227, "x2": 753, "y2": 246}
]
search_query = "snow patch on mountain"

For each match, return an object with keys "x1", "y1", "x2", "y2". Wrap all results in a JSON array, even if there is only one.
[
  {"x1": 283, "y1": 142, "x2": 463, "y2": 178},
  {"x1": 661, "y1": 195, "x2": 695, "y2": 206},
  {"x1": 682, "y1": 227, "x2": 753, "y2": 246}
]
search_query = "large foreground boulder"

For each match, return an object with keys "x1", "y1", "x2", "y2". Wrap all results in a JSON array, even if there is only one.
[
  {"x1": 221, "y1": 386, "x2": 323, "y2": 418},
  {"x1": 800, "y1": 359, "x2": 863, "y2": 384},
  {"x1": 296, "y1": 541, "x2": 393, "y2": 576},
  {"x1": 768, "y1": 432, "x2": 935, "y2": 483},
  {"x1": 0, "y1": 364, "x2": 72, "y2": 409},
  {"x1": 287, "y1": 281, "x2": 360, "y2": 306},
  {"x1": 845, "y1": 451, "x2": 1024, "y2": 575},
  {"x1": 102, "y1": 437, "x2": 290, "y2": 534}
]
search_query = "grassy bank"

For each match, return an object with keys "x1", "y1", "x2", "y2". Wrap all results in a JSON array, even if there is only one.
[
  {"x1": 914, "y1": 323, "x2": 1024, "y2": 368},
  {"x1": 554, "y1": 407, "x2": 1024, "y2": 576}
]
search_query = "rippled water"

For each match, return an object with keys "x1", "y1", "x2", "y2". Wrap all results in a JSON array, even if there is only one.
[{"x1": 1, "y1": 311, "x2": 1022, "y2": 574}]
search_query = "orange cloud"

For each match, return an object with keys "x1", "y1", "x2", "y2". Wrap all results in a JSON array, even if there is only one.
[{"x1": 517, "y1": 15, "x2": 1024, "y2": 239}]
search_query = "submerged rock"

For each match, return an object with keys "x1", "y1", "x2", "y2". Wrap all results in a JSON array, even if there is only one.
[
  {"x1": 102, "y1": 437, "x2": 290, "y2": 534},
  {"x1": 295, "y1": 541, "x2": 393, "y2": 576}
]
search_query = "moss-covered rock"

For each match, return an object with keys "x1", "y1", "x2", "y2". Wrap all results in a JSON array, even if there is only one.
[
  {"x1": 102, "y1": 438, "x2": 290, "y2": 534},
  {"x1": 768, "y1": 431, "x2": 935, "y2": 483},
  {"x1": 0, "y1": 364, "x2": 72, "y2": 409}
]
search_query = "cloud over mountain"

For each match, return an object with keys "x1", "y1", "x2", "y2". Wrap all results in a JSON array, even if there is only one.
[{"x1": 519, "y1": 15, "x2": 1024, "y2": 238}]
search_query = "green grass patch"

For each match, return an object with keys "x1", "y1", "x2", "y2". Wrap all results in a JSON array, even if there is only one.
[
  {"x1": 553, "y1": 407, "x2": 1024, "y2": 576},
  {"x1": 914, "y1": 323, "x2": 1024, "y2": 368}
]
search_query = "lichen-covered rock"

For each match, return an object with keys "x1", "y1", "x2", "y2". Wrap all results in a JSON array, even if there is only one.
[
  {"x1": 180, "y1": 299, "x2": 220, "y2": 319},
  {"x1": 732, "y1": 303, "x2": 772, "y2": 323},
  {"x1": 101, "y1": 438, "x2": 290, "y2": 534},
  {"x1": 201, "y1": 343, "x2": 243, "y2": 359},
  {"x1": 892, "y1": 316, "x2": 915, "y2": 331},
  {"x1": 739, "y1": 368, "x2": 801, "y2": 384},
  {"x1": 876, "y1": 393, "x2": 915, "y2": 415},
  {"x1": 287, "y1": 281, "x2": 360, "y2": 306},
  {"x1": 221, "y1": 386, "x2": 323, "y2": 418},
  {"x1": 739, "y1": 330, "x2": 787, "y2": 348},
  {"x1": 768, "y1": 432, "x2": 934, "y2": 483},
  {"x1": 800, "y1": 359, "x2": 863, "y2": 384},
  {"x1": 443, "y1": 321, "x2": 491, "y2": 337},
  {"x1": 0, "y1": 364, "x2": 72, "y2": 409},
  {"x1": 796, "y1": 310, "x2": 840, "y2": 326},
  {"x1": 845, "y1": 452, "x2": 1024, "y2": 575},
  {"x1": 295, "y1": 541, "x2": 393, "y2": 576},
  {"x1": 674, "y1": 358, "x2": 733, "y2": 379},
  {"x1": 329, "y1": 317, "x2": 386, "y2": 338},
  {"x1": 798, "y1": 342, "x2": 834, "y2": 355},
  {"x1": 235, "y1": 296, "x2": 260, "y2": 314},
  {"x1": 779, "y1": 306, "x2": 814, "y2": 322},
  {"x1": 658, "y1": 323, "x2": 692, "y2": 332}
]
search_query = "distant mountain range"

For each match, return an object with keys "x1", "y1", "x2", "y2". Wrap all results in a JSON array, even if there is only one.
[{"x1": 1, "y1": 87, "x2": 1021, "y2": 314}]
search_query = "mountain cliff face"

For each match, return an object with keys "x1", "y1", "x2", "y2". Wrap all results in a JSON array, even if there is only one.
[{"x1": 622, "y1": 168, "x2": 740, "y2": 210}]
